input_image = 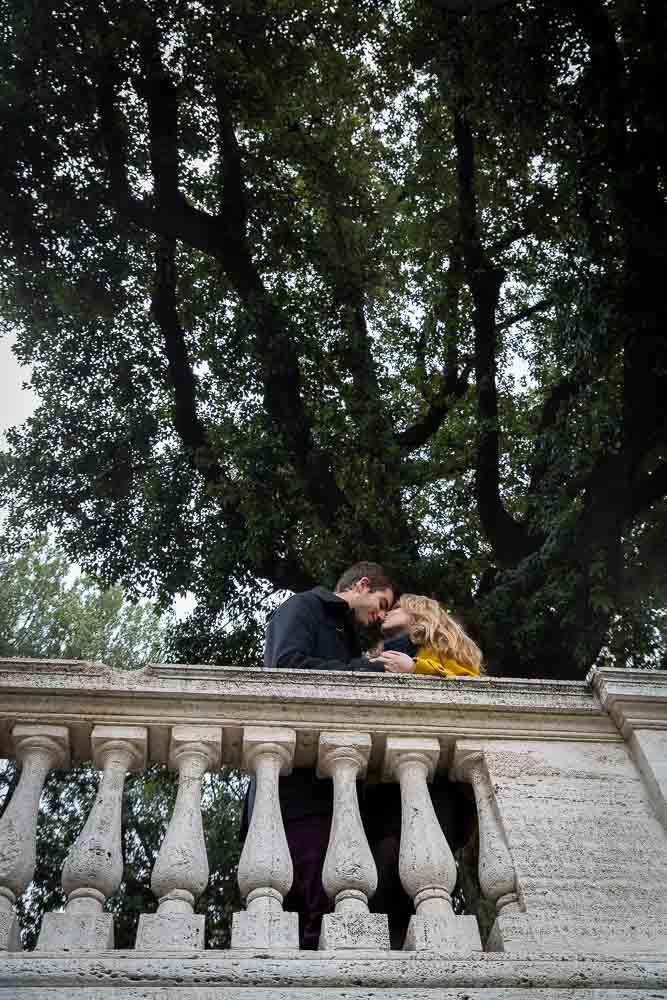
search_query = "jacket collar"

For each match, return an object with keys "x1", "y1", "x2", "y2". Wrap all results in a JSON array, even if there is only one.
[{"x1": 311, "y1": 586, "x2": 353, "y2": 616}]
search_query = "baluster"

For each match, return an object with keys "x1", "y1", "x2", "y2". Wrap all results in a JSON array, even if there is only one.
[
  {"x1": 231, "y1": 726, "x2": 298, "y2": 950},
  {"x1": 136, "y1": 725, "x2": 222, "y2": 950},
  {"x1": 384, "y1": 736, "x2": 481, "y2": 953},
  {"x1": 453, "y1": 747, "x2": 521, "y2": 949},
  {"x1": 37, "y1": 725, "x2": 147, "y2": 952},
  {"x1": 0, "y1": 725, "x2": 69, "y2": 951},
  {"x1": 317, "y1": 731, "x2": 389, "y2": 950}
]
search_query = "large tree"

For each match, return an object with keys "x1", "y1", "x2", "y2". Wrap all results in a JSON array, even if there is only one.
[{"x1": 1, "y1": 0, "x2": 665, "y2": 677}]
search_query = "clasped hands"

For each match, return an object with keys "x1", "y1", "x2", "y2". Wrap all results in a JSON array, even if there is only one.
[{"x1": 368, "y1": 650, "x2": 416, "y2": 673}]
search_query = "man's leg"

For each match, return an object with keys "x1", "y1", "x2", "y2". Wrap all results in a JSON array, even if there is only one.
[
  {"x1": 282, "y1": 813, "x2": 334, "y2": 950},
  {"x1": 368, "y1": 829, "x2": 413, "y2": 949}
]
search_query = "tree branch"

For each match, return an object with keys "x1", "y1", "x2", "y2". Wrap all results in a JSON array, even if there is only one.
[
  {"x1": 397, "y1": 253, "x2": 470, "y2": 451},
  {"x1": 396, "y1": 366, "x2": 468, "y2": 452},
  {"x1": 487, "y1": 225, "x2": 533, "y2": 258},
  {"x1": 528, "y1": 376, "x2": 579, "y2": 495},
  {"x1": 451, "y1": 84, "x2": 534, "y2": 564},
  {"x1": 95, "y1": 57, "x2": 229, "y2": 260},
  {"x1": 211, "y1": 83, "x2": 355, "y2": 534},
  {"x1": 626, "y1": 461, "x2": 667, "y2": 521},
  {"x1": 497, "y1": 298, "x2": 554, "y2": 331}
]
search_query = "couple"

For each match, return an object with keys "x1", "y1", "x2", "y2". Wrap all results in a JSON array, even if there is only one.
[{"x1": 262, "y1": 560, "x2": 482, "y2": 949}]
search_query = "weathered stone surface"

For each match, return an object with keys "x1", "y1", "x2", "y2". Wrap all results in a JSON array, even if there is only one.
[
  {"x1": 404, "y1": 912, "x2": 482, "y2": 955},
  {"x1": 317, "y1": 732, "x2": 387, "y2": 949},
  {"x1": 2, "y1": 661, "x2": 667, "y2": 994},
  {"x1": 631, "y1": 728, "x2": 667, "y2": 829},
  {"x1": 0, "y1": 660, "x2": 619, "y2": 769},
  {"x1": 36, "y1": 911, "x2": 114, "y2": 952},
  {"x1": 384, "y1": 737, "x2": 481, "y2": 955},
  {"x1": 1, "y1": 953, "x2": 667, "y2": 993},
  {"x1": 1, "y1": 989, "x2": 665, "y2": 998},
  {"x1": 590, "y1": 667, "x2": 667, "y2": 832},
  {"x1": 232, "y1": 727, "x2": 298, "y2": 950},
  {"x1": 231, "y1": 906, "x2": 299, "y2": 950},
  {"x1": 0, "y1": 896, "x2": 20, "y2": 953},
  {"x1": 319, "y1": 911, "x2": 389, "y2": 950},
  {"x1": 0, "y1": 725, "x2": 69, "y2": 951},
  {"x1": 453, "y1": 748, "x2": 520, "y2": 918},
  {"x1": 455, "y1": 737, "x2": 667, "y2": 957},
  {"x1": 134, "y1": 912, "x2": 205, "y2": 951},
  {"x1": 136, "y1": 726, "x2": 222, "y2": 951}
]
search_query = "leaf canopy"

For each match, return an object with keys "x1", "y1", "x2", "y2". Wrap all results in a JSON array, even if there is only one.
[{"x1": 1, "y1": 0, "x2": 666, "y2": 677}]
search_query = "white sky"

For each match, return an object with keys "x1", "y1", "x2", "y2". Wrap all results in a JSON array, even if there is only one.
[{"x1": 0, "y1": 333, "x2": 36, "y2": 444}]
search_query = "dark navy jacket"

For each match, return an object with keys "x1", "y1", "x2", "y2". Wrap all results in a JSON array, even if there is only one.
[
  {"x1": 264, "y1": 586, "x2": 385, "y2": 675},
  {"x1": 261, "y1": 587, "x2": 383, "y2": 823}
]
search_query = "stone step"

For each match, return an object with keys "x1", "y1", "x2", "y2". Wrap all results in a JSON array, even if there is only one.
[{"x1": 1, "y1": 953, "x2": 667, "y2": 998}]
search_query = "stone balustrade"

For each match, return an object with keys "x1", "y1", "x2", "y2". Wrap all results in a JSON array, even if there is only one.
[{"x1": 0, "y1": 658, "x2": 666, "y2": 999}]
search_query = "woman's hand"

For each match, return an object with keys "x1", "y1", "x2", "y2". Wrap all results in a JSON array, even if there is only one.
[{"x1": 370, "y1": 651, "x2": 416, "y2": 673}]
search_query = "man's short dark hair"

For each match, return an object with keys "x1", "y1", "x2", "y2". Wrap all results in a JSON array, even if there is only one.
[{"x1": 335, "y1": 561, "x2": 395, "y2": 595}]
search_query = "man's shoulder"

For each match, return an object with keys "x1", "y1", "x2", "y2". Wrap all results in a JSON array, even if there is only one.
[{"x1": 273, "y1": 587, "x2": 345, "y2": 619}]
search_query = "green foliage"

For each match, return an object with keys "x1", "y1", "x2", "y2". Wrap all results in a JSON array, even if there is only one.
[
  {"x1": 0, "y1": 0, "x2": 665, "y2": 678},
  {"x1": 0, "y1": 537, "x2": 244, "y2": 948},
  {"x1": 0, "y1": 536, "x2": 168, "y2": 667}
]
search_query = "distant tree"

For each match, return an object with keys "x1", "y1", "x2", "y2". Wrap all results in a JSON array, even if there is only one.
[
  {"x1": 1, "y1": 0, "x2": 665, "y2": 678},
  {"x1": 0, "y1": 535, "x2": 168, "y2": 665},
  {"x1": 0, "y1": 537, "x2": 243, "y2": 948}
]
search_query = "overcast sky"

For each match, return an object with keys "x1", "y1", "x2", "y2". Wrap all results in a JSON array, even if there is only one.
[{"x1": 0, "y1": 334, "x2": 36, "y2": 443}]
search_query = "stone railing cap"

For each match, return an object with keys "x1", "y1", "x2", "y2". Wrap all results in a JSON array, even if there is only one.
[{"x1": 588, "y1": 666, "x2": 667, "y2": 734}]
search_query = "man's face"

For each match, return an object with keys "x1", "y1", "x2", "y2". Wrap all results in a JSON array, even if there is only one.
[{"x1": 352, "y1": 581, "x2": 394, "y2": 627}]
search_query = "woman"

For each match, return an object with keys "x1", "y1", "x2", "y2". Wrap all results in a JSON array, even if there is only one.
[
  {"x1": 364, "y1": 594, "x2": 482, "y2": 947},
  {"x1": 371, "y1": 593, "x2": 483, "y2": 677}
]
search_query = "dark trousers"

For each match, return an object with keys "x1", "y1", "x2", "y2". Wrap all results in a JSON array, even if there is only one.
[{"x1": 283, "y1": 814, "x2": 334, "y2": 950}]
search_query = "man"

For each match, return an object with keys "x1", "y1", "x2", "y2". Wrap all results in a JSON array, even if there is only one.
[{"x1": 263, "y1": 561, "x2": 413, "y2": 949}]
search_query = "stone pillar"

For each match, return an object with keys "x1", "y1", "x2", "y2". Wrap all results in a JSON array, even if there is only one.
[
  {"x1": 590, "y1": 667, "x2": 667, "y2": 830},
  {"x1": 453, "y1": 746, "x2": 521, "y2": 950},
  {"x1": 37, "y1": 725, "x2": 147, "y2": 952},
  {"x1": 135, "y1": 725, "x2": 222, "y2": 951},
  {"x1": 384, "y1": 736, "x2": 481, "y2": 954},
  {"x1": 231, "y1": 726, "x2": 298, "y2": 950},
  {"x1": 317, "y1": 732, "x2": 389, "y2": 950},
  {"x1": 0, "y1": 725, "x2": 69, "y2": 951}
]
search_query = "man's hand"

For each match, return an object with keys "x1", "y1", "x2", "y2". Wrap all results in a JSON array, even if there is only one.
[{"x1": 370, "y1": 651, "x2": 416, "y2": 673}]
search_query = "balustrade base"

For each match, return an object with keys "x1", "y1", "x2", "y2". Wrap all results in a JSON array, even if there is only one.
[
  {"x1": 135, "y1": 913, "x2": 205, "y2": 951},
  {"x1": 36, "y1": 911, "x2": 114, "y2": 952},
  {"x1": 404, "y1": 911, "x2": 482, "y2": 954},
  {"x1": 231, "y1": 908, "x2": 299, "y2": 950},
  {"x1": 1, "y1": 951, "x2": 666, "y2": 997},
  {"x1": 487, "y1": 911, "x2": 667, "y2": 958},
  {"x1": 0, "y1": 912, "x2": 21, "y2": 953},
  {"x1": 319, "y1": 911, "x2": 390, "y2": 950}
]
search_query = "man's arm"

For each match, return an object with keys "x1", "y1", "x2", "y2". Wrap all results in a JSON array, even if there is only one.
[{"x1": 265, "y1": 595, "x2": 384, "y2": 672}]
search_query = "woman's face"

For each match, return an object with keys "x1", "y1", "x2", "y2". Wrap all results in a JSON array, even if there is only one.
[{"x1": 381, "y1": 602, "x2": 413, "y2": 633}]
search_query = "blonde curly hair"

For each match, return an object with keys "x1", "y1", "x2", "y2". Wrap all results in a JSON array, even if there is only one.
[{"x1": 399, "y1": 594, "x2": 483, "y2": 671}]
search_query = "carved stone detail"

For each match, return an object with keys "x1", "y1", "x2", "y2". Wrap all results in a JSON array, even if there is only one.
[
  {"x1": 37, "y1": 725, "x2": 147, "y2": 952},
  {"x1": 0, "y1": 725, "x2": 69, "y2": 951},
  {"x1": 454, "y1": 748, "x2": 520, "y2": 917},
  {"x1": 135, "y1": 725, "x2": 222, "y2": 951},
  {"x1": 384, "y1": 736, "x2": 481, "y2": 953},
  {"x1": 231, "y1": 727, "x2": 298, "y2": 950},
  {"x1": 317, "y1": 732, "x2": 389, "y2": 950}
]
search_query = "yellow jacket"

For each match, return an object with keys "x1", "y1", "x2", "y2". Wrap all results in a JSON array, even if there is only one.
[{"x1": 414, "y1": 645, "x2": 480, "y2": 677}]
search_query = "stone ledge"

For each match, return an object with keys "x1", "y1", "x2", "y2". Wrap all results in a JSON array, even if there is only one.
[
  {"x1": 1, "y1": 989, "x2": 665, "y2": 999},
  {"x1": 589, "y1": 666, "x2": 667, "y2": 735},
  {"x1": 1, "y1": 953, "x2": 666, "y2": 991},
  {"x1": 0, "y1": 660, "x2": 620, "y2": 766}
]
